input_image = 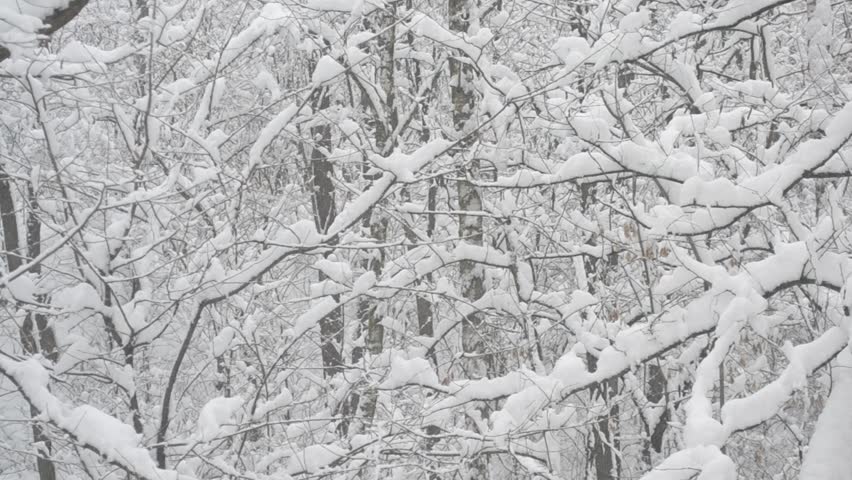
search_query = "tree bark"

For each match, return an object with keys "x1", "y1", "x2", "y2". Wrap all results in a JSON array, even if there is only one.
[
  {"x1": 0, "y1": 166, "x2": 57, "y2": 480},
  {"x1": 646, "y1": 363, "x2": 669, "y2": 456},
  {"x1": 449, "y1": 0, "x2": 487, "y2": 380},
  {"x1": 309, "y1": 85, "x2": 345, "y2": 379},
  {"x1": 0, "y1": 0, "x2": 90, "y2": 61},
  {"x1": 348, "y1": 3, "x2": 398, "y2": 434},
  {"x1": 448, "y1": 0, "x2": 490, "y2": 477},
  {"x1": 0, "y1": 167, "x2": 24, "y2": 272},
  {"x1": 579, "y1": 184, "x2": 621, "y2": 480}
]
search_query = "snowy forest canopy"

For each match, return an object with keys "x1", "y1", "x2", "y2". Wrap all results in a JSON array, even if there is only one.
[{"x1": 1, "y1": 0, "x2": 852, "y2": 479}]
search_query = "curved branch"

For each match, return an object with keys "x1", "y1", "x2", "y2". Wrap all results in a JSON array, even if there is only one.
[
  {"x1": 0, "y1": 0, "x2": 90, "y2": 62},
  {"x1": 0, "y1": 354, "x2": 193, "y2": 480}
]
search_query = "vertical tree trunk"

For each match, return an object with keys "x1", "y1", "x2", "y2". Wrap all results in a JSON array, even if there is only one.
[
  {"x1": 579, "y1": 184, "x2": 621, "y2": 480},
  {"x1": 591, "y1": 378, "x2": 620, "y2": 480},
  {"x1": 448, "y1": 1, "x2": 490, "y2": 478},
  {"x1": 309, "y1": 85, "x2": 345, "y2": 379},
  {"x1": 25, "y1": 185, "x2": 58, "y2": 480},
  {"x1": 349, "y1": 3, "x2": 398, "y2": 433},
  {"x1": 449, "y1": 0, "x2": 487, "y2": 381},
  {"x1": 0, "y1": 167, "x2": 24, "y2": 272},
  {"x1": 643, "y1": 362, "x2": 668, "y2": 462},
  {"x1": 405, "y1": 0, "x2": 436, "y2": 366},
  {"x1": 416, "y1": 181, "x2": 437, "y2": 344},
  {"x1": 402, "y1": 15, "x2": 440, "y2": 457},
  {"x1": 0, "y1": 167, "x2": 57, "y2": 480},
  {"x1": 24, "y1": 183, "x2": 57, "y2": 362}
]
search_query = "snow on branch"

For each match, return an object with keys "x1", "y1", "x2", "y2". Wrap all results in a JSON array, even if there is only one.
[
  {"x1": 0, "y1": 0, "x2": 89, "y2": 61},
  {"x1": 0, "y1": 355, "x2": 193, "y2": 480}
]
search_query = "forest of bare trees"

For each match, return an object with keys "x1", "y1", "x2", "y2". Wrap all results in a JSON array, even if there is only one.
[{"x1": 1, "y1": 0, "x2": 852, "y2": 479}]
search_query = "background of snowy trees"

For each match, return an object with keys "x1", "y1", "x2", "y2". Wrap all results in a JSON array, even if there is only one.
[{"x1": 1, "y1": 0, "x2": 852, "y2": 479}]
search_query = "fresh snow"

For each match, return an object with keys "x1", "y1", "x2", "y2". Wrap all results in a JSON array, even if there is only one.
[{"x1": 2, "y1": 1, "x2": 850, "y2": 479}]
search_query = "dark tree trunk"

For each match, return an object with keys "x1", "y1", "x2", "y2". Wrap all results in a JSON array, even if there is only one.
[
  {"x1": 0, "y1": 167, "x2": 57, "y2": 480},
  {"x1": 309, "y1": 85, "x2": 345, "y2": 379},
  {"x1": 647, "y1": 363, "x2": 669, "y2": 454}
]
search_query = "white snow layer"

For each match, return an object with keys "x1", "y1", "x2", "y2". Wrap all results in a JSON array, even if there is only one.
[
  {"x1": 197, "y1": 396, "x2": 243, "y2": 442},
  {"x1": 0, "y1": 357, "x2": 192, "y2": 480},
  {"x1": 799, "y1": 347, "x2": 852, "y2": 480}
]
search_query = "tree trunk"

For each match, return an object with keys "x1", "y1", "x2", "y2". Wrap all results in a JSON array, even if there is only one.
[
  {"x1": 644, "y1": 362, "x2": 669, "y2": 461},
  {"x1": 349, "y1": 3, "x2": 398, "y2": 434},
  {"x1": 24, "y1": 183, "x2": 57, "y2": 362},
  {"x1": 309, "y1": 85, "x2": 345, "y2": 379},
  {"x1": 449, "y1": 0, "x2": 487, "y2": 379},
  {"x1": 406, "y1": 0, "x2": 436, "y2": 366},
  {"x1": 448, "y1": 0, "x2": 490, "y2": 477},
  {"x1": 0, "y1": 166, "x2": 57, "y2": 480},
  {"x1": 579, "y1": 184, "x2": 620, "y2": 480},
  {"x1": 0, "y1": 167, "x2": 24, "y2": 272}
]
